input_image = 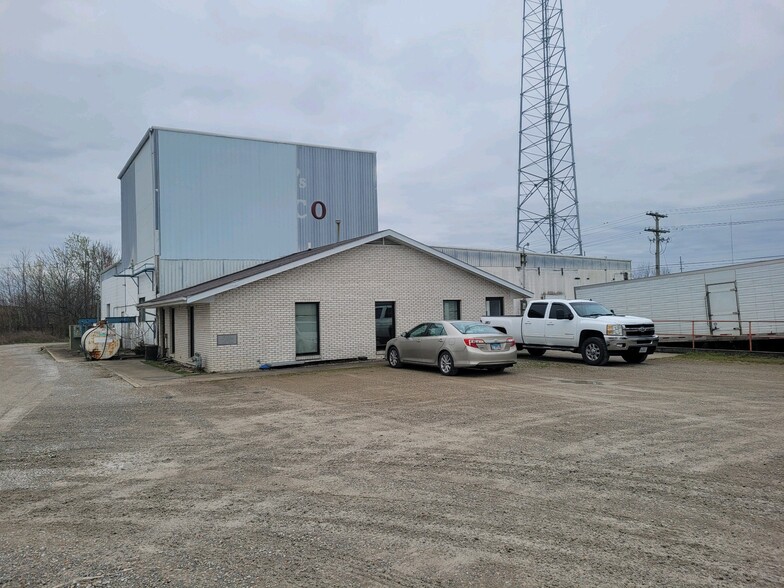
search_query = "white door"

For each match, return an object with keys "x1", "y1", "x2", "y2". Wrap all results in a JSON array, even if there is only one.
[
  {"x1": 706, "y1": 282, "x2": 740, "y2": 335},
  {"x1": 545, "y1": 302, "x2": 576, "y2": 347},
  {"x1": 523, "y1": 301, "x2": 549, "y2": 345}
]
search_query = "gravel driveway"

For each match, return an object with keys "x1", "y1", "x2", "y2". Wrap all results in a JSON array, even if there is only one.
[{"x1": 1, "y1": 344, "x2": 782, "y2": 587}]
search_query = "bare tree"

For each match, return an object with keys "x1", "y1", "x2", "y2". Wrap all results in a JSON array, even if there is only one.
[{"x1": 0, "y1": 234, "x2": 117, "y2": 338}]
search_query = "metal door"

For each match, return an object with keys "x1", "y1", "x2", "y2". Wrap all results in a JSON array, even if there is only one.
[
  {"x1": 419, "y1": 323, "x2": 447, "y2": 364},
  {"x1": 545, "y1": 302, "x2": 576, "y2": 347},
  {"x1": 706, "y1": 282, "x2": 741, "y2": 335},
  {"x1": 523, "y1": 301, "x2": 549, "y2": 345}
]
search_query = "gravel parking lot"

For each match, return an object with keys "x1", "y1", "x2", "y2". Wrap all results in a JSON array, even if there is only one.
[{"x1": 1, "y1": 344, "x2": 782, "y2": 587}]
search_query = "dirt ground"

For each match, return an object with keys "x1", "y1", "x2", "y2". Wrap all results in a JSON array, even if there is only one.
[{"x1": 0, "y1": 344, "x2": 782, "y2": 587}]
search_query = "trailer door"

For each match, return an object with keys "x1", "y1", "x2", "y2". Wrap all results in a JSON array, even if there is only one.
[{"x1": 706, "y1": 282, "x2": 740, "y2": 335}]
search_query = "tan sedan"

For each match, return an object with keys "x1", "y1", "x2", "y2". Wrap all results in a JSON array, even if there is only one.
[{"x1": 385, "y1": 321, "x2": 517, "y2": 376}]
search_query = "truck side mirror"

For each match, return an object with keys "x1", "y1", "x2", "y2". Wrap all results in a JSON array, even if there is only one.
[{"x1": 567, "y1": 313, "x2": 574, "y2": 320}]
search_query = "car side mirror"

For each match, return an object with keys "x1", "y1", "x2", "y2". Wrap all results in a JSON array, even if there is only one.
[{"x1": 401, "y1": 332, "x2": 409, "y2": 338}]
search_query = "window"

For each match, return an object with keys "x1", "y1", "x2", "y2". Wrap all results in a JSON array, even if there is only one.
[
  {"x1": 485, "y1": 297, "x2": 504, "y2": 317},
  {"x1": 443, "y1": 300, "x2": 461, "y2": 320},
  {"x1": 375, "y1": 301, "x2": 395, "y2": 350},
  {"x1": 408, "y1": 323, "x2": 429, "y2": 338},
  {"x1": 549, "y1": 303, "x2": 570, "y2": 320},
  {"x1": 427, "y1": 324, "x2": 446, "y2": 337},
  {"x1": 527, "y1": 302, "x2": 548, "y2": 319},
  {"x1": 295, "y1": 302, "x2": 320, "y2": 355},
  {"x1": 451, "y1": 322, "x2": 506, "y2": 335}
]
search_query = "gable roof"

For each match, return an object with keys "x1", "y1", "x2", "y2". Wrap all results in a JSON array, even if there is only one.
[{"x1": 139, "y1": 230, "x2": 533, "y2": 308}]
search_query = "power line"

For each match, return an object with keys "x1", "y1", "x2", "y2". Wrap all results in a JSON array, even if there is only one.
[
  {"x1": 672, "y1": 218, "x2": 784, "y2": 230},
  {"x1": 666, "y1": 198, "x2": 784, "y2": 215}
]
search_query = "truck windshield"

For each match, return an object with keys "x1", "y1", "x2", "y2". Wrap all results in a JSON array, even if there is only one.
[{"x1": 571, "y1": 302, "x2": 614, "y2": 317}]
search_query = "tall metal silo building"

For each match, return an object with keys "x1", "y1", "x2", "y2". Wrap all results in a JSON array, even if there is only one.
[{"x1": 101, "y1": 127, "x2": 377, "y2": 346}]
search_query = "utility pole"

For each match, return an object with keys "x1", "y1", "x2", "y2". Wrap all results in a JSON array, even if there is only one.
[{"x1": 645, "y1": 211, "x2": 670, "y2": 276}]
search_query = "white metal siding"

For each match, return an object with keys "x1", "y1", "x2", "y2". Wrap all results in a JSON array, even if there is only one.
[
  {"x1": 159, "y1": 258, "x2": 270, "y2": 295},
  {"x1": 157, "y1": 130, "x2": 299, "y2": 261},
  {"x1": 296, "y1": 145, "x2": 378, "y2": 250},
  {"x1": 134, "y1": 139, "x2": 155, "y2": 265},
  {"x1": 575, "y1": 259, "x2": 784, "y2": 336}
]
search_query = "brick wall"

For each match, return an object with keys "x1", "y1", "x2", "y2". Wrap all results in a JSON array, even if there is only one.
[{"x1": 189, "y1": 242, "x2": 518, "y2": 373}]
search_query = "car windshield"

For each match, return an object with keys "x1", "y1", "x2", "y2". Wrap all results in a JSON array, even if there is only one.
[
  {"x1": 449, "y1": 321, "x2": 504, "y2": 335},
  {"x1": 571, "y1": 301, "x2": 614, "y2": 318}
]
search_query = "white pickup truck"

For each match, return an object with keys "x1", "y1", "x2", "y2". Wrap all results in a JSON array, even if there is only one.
[{"x1": 481, "y1": 299, "x2": 658, "y2": 366}]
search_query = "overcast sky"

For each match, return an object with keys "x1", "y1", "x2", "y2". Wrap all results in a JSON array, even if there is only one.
[{"x1": 1, "y1": 0, "x2": 783, "y2": 273}]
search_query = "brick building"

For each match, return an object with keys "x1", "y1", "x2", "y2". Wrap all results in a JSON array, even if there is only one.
[{"x1": 140, "y1": 230, "x2": 532, "y2": 372}]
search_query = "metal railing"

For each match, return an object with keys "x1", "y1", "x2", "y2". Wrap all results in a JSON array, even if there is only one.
[{"x1": 653, "y1": 319, "x2": 784, "y2": 351}]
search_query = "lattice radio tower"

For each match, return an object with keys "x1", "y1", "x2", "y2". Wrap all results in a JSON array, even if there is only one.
[{"x1": 517, "y1": 0, "x2": 583, "y2": 255}]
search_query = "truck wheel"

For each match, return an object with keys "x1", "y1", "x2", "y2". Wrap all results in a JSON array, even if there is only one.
[
  {"x1": 438, "y1": 351, "x2": 459, "y2": 376},
  {"x1": 387, "y1": 346, "x2": 402, "y2": 368},
  {"x1": 527, "y1": 348, "x2": 546, "y2": 357},
  {"x1": 622, "y1": 350, "x2": 648, "y2": 364},
  {"x1": 581, "y1": 337, "x2": 609, "y2": 366}
]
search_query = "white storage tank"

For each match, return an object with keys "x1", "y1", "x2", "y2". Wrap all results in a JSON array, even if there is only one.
[{"x1": 81, "y1": 323, "x2": 120, "y2": 360}]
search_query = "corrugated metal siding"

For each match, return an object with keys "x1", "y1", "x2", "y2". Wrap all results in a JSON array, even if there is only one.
[
  {"x1": 157, "y1": 130, "x2": 299, "y2": 260},
  {"x1": 434, "y1": 247, "x2": 632, "y2": 299},
  {"x1": 433, "y1": 247, "x2": 631, "y2": 272},
  {"x1": 736, "y1": 262, "x2": 784, "y2": 332},
  {"x1": 296, "y1": 145, "x2": 377, "y2": 249},
  {"x1": 134, "y1": 138, "x2": 155, "y2": 264},
  {"x1": 576, "y1": 259, "x2": 784, "y2": 336},
  {"x1": 159, "y1": 259, "x2": 269, "y2": 294},
  {"x1": 434, "y1": 248, "x2": 522, "y2": 267},
  {"x1": 120, "y1": 164, "x2": 136, "y2": 269}
]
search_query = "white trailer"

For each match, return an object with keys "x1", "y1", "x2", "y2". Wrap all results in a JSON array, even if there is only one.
[{"x1": 574, "y1": 258, "x2": 784, "y2": 342}]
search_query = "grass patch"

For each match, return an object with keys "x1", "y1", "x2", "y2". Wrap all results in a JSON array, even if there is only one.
[{"x1": 0, "y1": 331, "x2": 65, "y2": 345}]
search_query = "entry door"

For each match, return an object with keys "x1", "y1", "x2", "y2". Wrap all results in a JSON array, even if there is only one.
[
  {"x1": 375, "y1": 302, "x2": 395, "y2": 350},
  {"x1": 706, "y1": 282, "x2": 740, "y2": 335}
]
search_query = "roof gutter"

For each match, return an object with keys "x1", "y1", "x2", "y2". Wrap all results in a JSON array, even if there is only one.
[{"x1": 138, "y1": 297, "x2": 188, "y2": 309}]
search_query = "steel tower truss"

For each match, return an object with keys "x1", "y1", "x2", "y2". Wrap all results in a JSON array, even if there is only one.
[{"x1": 517, "y1": 0, "x2": 583, "y2": 254}]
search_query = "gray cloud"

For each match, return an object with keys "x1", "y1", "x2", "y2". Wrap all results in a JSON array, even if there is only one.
[{"x1": 0, "y1": 0, "x2": 782, "y2": 273}]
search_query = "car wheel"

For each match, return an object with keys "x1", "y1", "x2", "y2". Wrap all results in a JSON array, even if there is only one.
[
  {"x1": 527, "y1": 348, "x2": 546, "y2": 357},
  {"x1": 622, "y1": 350, "x2": 648, "y2": 364},
  {"x1": 581, "y1": 337, "x2": 609, "y2": 366},
  {"x1": 438, "y1": 351, "x2": 459, "y2": 376},
  {"x1": 387, "y1": 346, "x2": 402, "y2": 368}
]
